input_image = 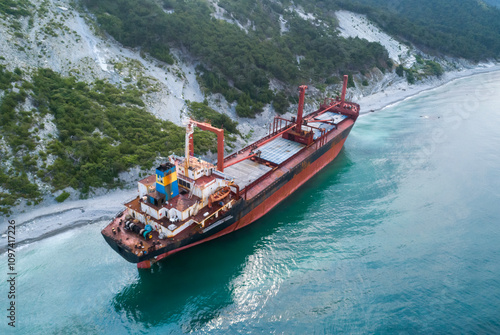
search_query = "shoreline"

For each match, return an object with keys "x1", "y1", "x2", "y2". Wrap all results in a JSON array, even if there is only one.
[
  {"x1": 0, "y1": 188, "x2": 134, "y2": 251},
  {"x1": 2, "y1": 62, "x2": 500, "y2": 251},
  {"x1": 356, "y1": 62, "x2": 500, "y2": 115}
]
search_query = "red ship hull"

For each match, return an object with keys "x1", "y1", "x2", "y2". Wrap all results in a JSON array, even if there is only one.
[
  {"x1": 103, "y1": 78, "x2": 359, "y2": 269},
  {"x1": 137, "y1": 124, "x2": 352, "y2": 269}
]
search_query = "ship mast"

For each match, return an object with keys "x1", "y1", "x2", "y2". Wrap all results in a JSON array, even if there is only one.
[{"x1": 295, "y1": 85, "x2": 308, "y2": 134}]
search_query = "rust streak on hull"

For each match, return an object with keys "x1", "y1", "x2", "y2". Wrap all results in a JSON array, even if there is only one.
[
  {"x1": 103, "y1": 82, "x2": 360, "y2": 270},
  {"x1": 148, "y1": 133, "x2": 350, "y2": 264}
]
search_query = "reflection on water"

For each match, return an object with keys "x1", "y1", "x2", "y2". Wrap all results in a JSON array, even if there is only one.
[
  {"x1": 112, "y1": 151, "x2": 355, "y2": 331},
  {"x1": 3, "y1": 71, "x2": 500, "y2": 333},
  {"x1": 113, "y1": 240, "x2": 245, "y2": 330}
]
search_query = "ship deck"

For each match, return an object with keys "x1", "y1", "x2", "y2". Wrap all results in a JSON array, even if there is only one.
[
  {"x1": 102, "y1": 192, "x2": 234, "y2": 258},
  {"x1": 222, "y1": 110, "x2": 354, "y2": 200},
  {"x1": 223, "y1": 159, "x2": 273, "y2": 189},
  {"x1": 102, "y1": 102, "x2": 358, "y2": 264},
  {"x1": 246, "y1": 118, "x2": 353, "y2": 199}
]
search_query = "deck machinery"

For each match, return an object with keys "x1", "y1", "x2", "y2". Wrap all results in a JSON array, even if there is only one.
[{"x1": 102, "y1": 76, "x2": 360, "y2": 268}]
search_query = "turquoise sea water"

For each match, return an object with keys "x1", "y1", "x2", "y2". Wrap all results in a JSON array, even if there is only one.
[{"x1": 2, "y1": 71, "x2": 500, "y2": 334}]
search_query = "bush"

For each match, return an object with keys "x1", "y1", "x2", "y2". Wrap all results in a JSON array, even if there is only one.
[
  {"x1": 187, "y1": 101, "x2": 240, "y2": 135},
  {"x1": 425, "y1": 60, "x2": 444, "y2": 77},
  {"x1": 55, "y1": 191, "x2": 70, "y2": 202},
  {"x1": 396, "y1": 64, "x2": 404, "y2": 77},
  {"x1": 273, "y1": 91, "x2": 290, "y2": 114},
  {"x1": 347, "y1": 74, "x2": 355, "y2": 88},
  {"x1": 405, "y1": 69, "x2": 416, "y2": 84}
]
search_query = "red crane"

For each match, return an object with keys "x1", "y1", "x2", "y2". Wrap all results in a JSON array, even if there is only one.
[{"x1": 186, "y1": 120, "x2": 225, "y2": 172}]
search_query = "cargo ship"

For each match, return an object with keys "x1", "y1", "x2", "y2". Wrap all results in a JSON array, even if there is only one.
[{"x1": 102, "y1": 76, "x2": 359, "y2": 269}]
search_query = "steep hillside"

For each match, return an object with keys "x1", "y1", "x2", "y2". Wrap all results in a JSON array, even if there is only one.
[
  {"x1": 335, "y1": 0, "x2": 500, "y2": 60},
  {"x1": 0, "y1": 0, "x2": 224, "y2": 214},
  {"x1": 1, "y1": 0, "x2": 498, "y2": 216},
  {"x1": 83, "y1": 0, "x2": 500, "y2": 116},
  {"x1": 82, "y1": 0, "x2": 390, "y2": 117}
]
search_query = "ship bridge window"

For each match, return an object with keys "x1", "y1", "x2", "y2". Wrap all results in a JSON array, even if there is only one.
[{"x1": 179, "y1": 179, "x2": 191, "y2": 190}]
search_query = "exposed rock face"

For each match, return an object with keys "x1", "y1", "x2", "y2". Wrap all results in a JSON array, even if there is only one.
[{"x1": 1, "y1": 1, "x2": 497, "y2": 216}]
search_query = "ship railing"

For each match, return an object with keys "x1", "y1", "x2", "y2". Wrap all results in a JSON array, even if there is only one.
[
  {"x1": 124, "y1": 195, "x2": 139, "y2": 204},
  {"x1": 223, "y1": 124, "x2": 291, "y2": 163},
  {"x1": 270, "y1": 117, "x2": 293, "y2": 135},
  {"x1": 114, "y1": 209, "x2": 125, "y2": 219},
  {"x1": 241, "y1": 125, "x2": 338, "y2": 200},
  {"x1": 224, "y1": 105, "x2": 341, "y2": 164},
  {"x1": 199, "y1": 200, "x2": 235, "y2": 228},
  {"x1": 212, "y1": 170, "x2": 234, "y2": 181},
  {"x1": 315, "y1": 128, "x2": 328, "y2": 148}
]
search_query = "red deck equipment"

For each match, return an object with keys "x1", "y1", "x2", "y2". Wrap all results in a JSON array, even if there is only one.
[{"x1": 101, "y1": 79, "x2": 360, "y2": 269}]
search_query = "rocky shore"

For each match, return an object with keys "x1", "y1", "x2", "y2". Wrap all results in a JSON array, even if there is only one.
[{"x1": 1, "y1": 0, "x2": 499, "y2": 250}]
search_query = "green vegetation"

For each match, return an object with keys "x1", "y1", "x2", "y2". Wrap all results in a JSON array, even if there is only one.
[
  {"x1": 273, "y1": 91, "x2": 290, "y2": 114},
  {"x1": 335, "y1": 0, "x2": 500, "y2": 61},
  {"x1": 395, "y1": 58, "x2": 443, "y2": 84},
  {"x1": 0, "y1": 66, "x2": 42, "y2": 215},
  {"x1": 0, "y1": 65, "x2": 41, "y2": 214},
  {"x1": 32, "y1": 69, "x2": 215, "y2": 193},
  {"x1": 0, "y1": 65, "x2": 22, "y2": 89},
  {"x1": 396, "y1": 64, "x2": 404, "y2": 77},
  {"x1": 0, "y1": 171, "x2": 42, "y2": 215},
  {"x1": 82, "y1": 0, "x2": 389, "y2": 117},
  {"x1": 196, "y1": 65, "x2": 239, "y2": 103},
  {"x1": 55, "y1": 191, "x2": 70, "y2": 203},
  {"x1": 187, "y1": 101, "x2": 240, "y2": 135},
  {"x1": 424, "y1": 60, "x2": 444, "y2": 77},
  {"x1": 0, "y1": 68, "x2": 217, "y2": 214},
  {"x1": 347, "y1": 75, "x2": 355, "y2": 88},
  {"x1": 405, "y1": 69, "x2": 415, "y2": 84},
  {"x1": 0, "y1": 0, "x2": 31, "y2": 18}
]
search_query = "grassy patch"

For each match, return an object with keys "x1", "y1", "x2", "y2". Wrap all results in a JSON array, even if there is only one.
[
  {"x1": 32, "y1": 69, "x2": 216, "y2": 193},
  {"x1": 55, "y1": 191, "x2": 70, "y2": 202},
  {"x1": 187, "y1": 101, "x2": 240, "y2": 135},
  {"x1": 83, "y1": 0, "x2": 389, "y2": 117},
  {"x1": 0, "y1": 68, "x2": 217, "y2": 214}
]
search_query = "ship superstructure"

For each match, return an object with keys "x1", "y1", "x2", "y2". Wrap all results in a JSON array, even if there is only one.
[{"x1": 102, "y1": 76, "x2": 359, "y2": 268}]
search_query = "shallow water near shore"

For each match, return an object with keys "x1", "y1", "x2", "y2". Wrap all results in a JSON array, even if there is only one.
[{"x1": 2, "y1": 70, "x2": 500, "y2": 334}]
